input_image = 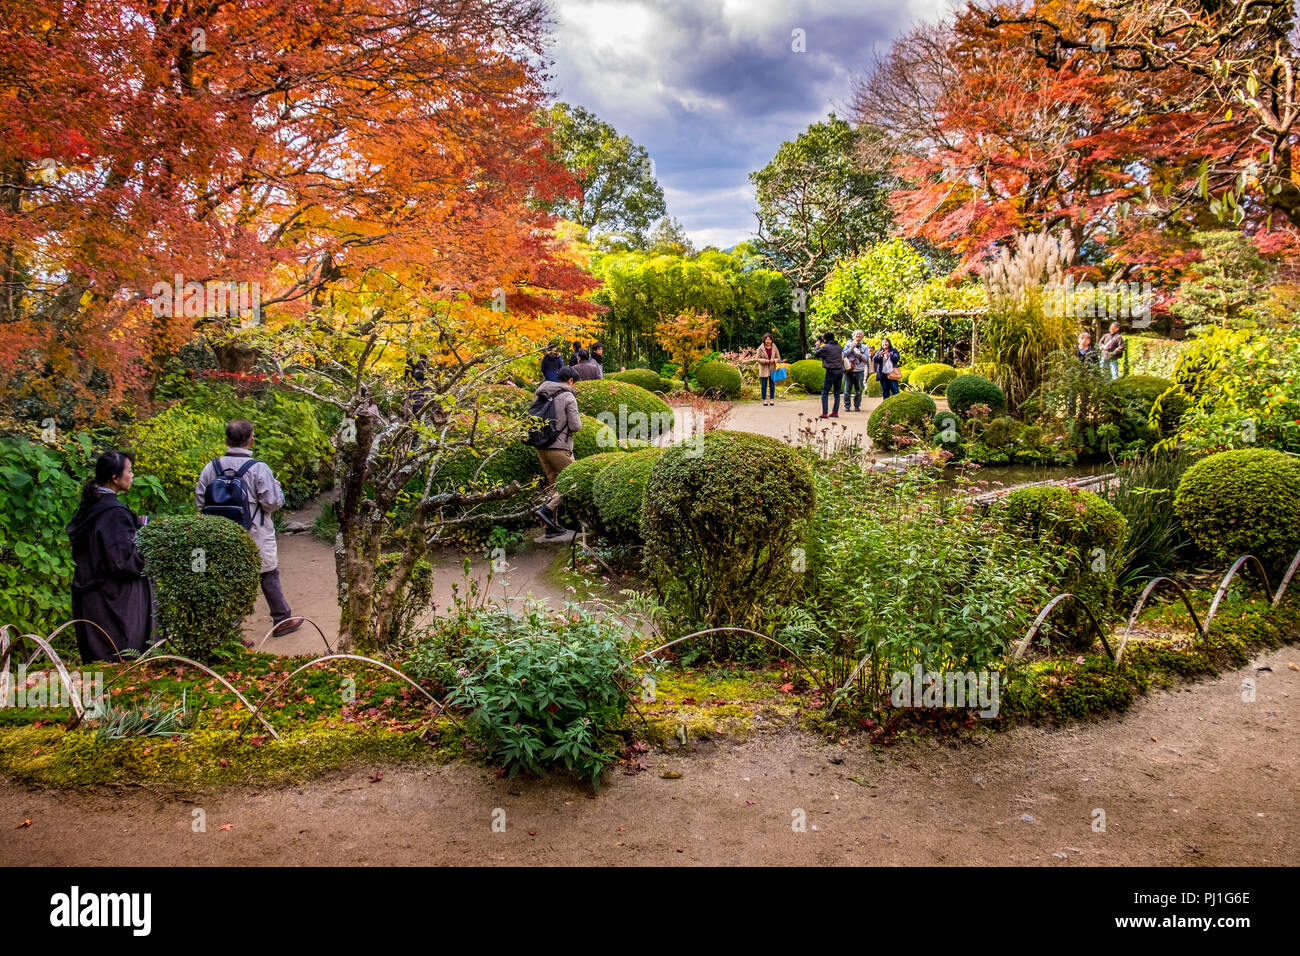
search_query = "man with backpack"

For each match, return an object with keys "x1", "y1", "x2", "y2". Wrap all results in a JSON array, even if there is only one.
[
  {"x1": 525, "y1": 367, "x2": 582, "y2": 538},
  {"x1": 194, "y1": 419, "x2": 304, "y2": 637}
]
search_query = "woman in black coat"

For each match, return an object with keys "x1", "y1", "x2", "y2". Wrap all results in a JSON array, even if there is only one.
[{"x1": 66, "y1": 452, "x2": 155, "y2": 662}]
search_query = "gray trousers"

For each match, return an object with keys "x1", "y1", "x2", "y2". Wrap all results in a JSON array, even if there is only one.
[{"x1": 261, "y1": 569, "x2": 293, "y2": 624}]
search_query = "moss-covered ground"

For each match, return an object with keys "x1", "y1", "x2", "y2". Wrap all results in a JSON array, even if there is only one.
[{"x1": 1, "y1": 588, "x2": 1295, "y2": 790}]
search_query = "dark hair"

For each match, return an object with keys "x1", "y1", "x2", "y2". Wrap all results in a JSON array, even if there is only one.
[
  {"x1": 78, "y1": 450, "x2": 133, "y2": 511},
  {"x1": 572, "y1": 341, "x2": 581, "y2": 350},
  {"x1": 577, "y1": 348, "x2": 591, "y2": 362},
  {"x1": 557, "y1": 367, "x2": 579, "y2": 383},
  {"x1": 822, "y1": 332, "x2": 835, "y2": 343},
  {"x1": 226, "y1": 418, "x2": 255, "y2": 447},
  {"x1": 591, "y1": 342, "x2": 603, "y2": 351},
  {"x1": 763, "y1": 333, "x2": 773, "y2": 342}
]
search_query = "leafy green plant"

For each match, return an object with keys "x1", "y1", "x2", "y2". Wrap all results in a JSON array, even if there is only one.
[
  {"x1": 1173, "y1": 448, "x2": 1300, "y2": 574},
  {"x1": 1109, "y1": 453, "x2": 1195, "y2": 593},
  {"x1": 446, "y1": 606, "x2": 632, "y2": 788},
  {"x1": 96, "y1": 691, "x2": 197, "y2": 741},
  {"x1": 643, "y1": 431, "x2": 815, "y2": 642},
  {"x1": 996, "y1": 486, "x2": 1128, "y2": 651},
  {"x1": 798, "y1": 458, "x2": 1058, "y2": 696},
  {"x1": 0, "y1": 437, "x2": 80, "y2": 644},
  {"x1": 136, "y1": 515, "x2": 262, "y2": 660},
  {"x1": 574, "y1": 379, "x2": 674, "y2": 433}
]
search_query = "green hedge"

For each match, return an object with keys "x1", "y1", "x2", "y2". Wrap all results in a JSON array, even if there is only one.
[
  {"x1": 574, "y1": 380, "x2": 674, "y2": 438},
  {"x1": 592, "y1": 448, "x2": 664, "y2": 544},
  {"x1": 693, "y1": 361, "x2": 743, "y2": 399},
  {"x1": 945, "y1": 374, "x2": 1007, "y2": 419},
  {"x1": 788, "y1": 359, "x2": 826, "y2": 393},
  {"x1": 643, "y1": 431, "x2": 815, "y2": 639},
  {"x1": 554, "y1": 452, "x2": 622, "y2": 525},
  {"x1": 908, "y1": 363, "x2": 959, "y2": 395},
  {"x1": 867, "y1": 392, "x2": 937, "y2": 450},
  {"x1": 1174, "y1": 449, "x2": 1300, "y2": 573},
  {"x1": 607, "y1": 369, "x2": 668, "y2": 393},
  {"x1": 136, "y1": 514, "x2": 262, "y2": 660}
]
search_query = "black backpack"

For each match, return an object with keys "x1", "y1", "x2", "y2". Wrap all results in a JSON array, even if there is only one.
[
  {"x1": 523, "y1": 392, "x2": 566, "y2": 448},
  {"x1": 201, "y1": 458, "x2": 261, "y2": 529}
]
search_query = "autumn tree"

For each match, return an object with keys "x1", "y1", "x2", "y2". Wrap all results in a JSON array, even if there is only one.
[
  {"x1": 0, "y1": 0, "x2": 585, "y2": 423},
  {"x1": 987, "y1": 0, "x2": 1300, "y2": 230},
  {"x1": 655, "y1": 309, "x2": 720, "y2": 390}
]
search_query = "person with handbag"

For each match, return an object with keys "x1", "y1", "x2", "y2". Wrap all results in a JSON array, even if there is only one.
[
  {"x1": 873, "y1": 338, "x2": 902, "y2": 399},
  {"x1": 756, "y1": 333, "x2": 783, "y2": 406},
  {"x1": 842, "y1": 330, "x2": 870, "y2": 412},
  {"x1": 813, "y1": 331, "x2": 845, "y2": 418}
]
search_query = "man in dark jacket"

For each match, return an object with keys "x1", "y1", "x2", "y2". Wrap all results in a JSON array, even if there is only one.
[
  {"x1": 533, "y1": 368, "x2": 583, "y2": 537},
  {"x1": 813, "y1": 332, "x2": 844, "y2": 418},
  {"x1": 571, "y1": 348, "x2": 603, "y2": 381}
]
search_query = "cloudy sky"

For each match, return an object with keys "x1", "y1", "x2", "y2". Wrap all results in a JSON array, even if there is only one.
[{"x1": 546, "y1": 0, "x2": 961, "y2": 250}]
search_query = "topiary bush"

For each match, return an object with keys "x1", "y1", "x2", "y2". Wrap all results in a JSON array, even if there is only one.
[
  {"x1": 1173, "y1": 449, "x2": 1300, "y2": 573},
  {"x1": 574, "y1": 380, "x2": 674, "y2": 438},
  {"x1": 867, "y1": 392, "x2": 937, "y2": 450},
  {"x1": 592, "y1": 448, "x2": 663, "y2": 544},
  {"x1": 643, "y1": 431, "x2": 815, "y2": 643},
  {"x1": 931, "y1": 410, "x2": 962, "y2": 452},
  {"x1": 554, "y1": 452, "x2": 622, "y2": 526},
  {"x1": 136, "y1": 514, "x2": 262, "y2": 660},
  {"x1": 908, "y1": 363, "x2": 959, "y2": 395},
  {"x1": 607, "y1": 368, "x2": 669, "y2": 393},
  {"x1": 788, "y1": 359, "x2": 826, "y2": 393},
  {"x1": 997, "y1": 486, "x2": 1128, "y2": 652},
  {"x1": 572, "y1": 422, "x2": 624, "y2": 459},
  {"x1": 693, "y1": 361, "x2": 743, "y2": 399},
  {"x1": 946, "y1": 374, "x2": 1007, "y2": 419}
]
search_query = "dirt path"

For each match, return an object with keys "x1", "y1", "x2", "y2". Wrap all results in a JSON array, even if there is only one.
[
  {"x1": 241, "y1": 535, "x2": 585, "y2": 655},
  {"x1": 4, "y1": 645, "x2": 1294, "y2": 866}
]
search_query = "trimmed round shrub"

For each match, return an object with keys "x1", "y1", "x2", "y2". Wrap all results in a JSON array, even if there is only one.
[
  {"x1": 983, "y1": 416, "x2": 1024, "y2": 449},
  {"x1": 867, "y1": 391, "x2": 937, "y2": 450},
  {"x1": 908, "y1": 363, "x2": 959, "y2": 395},
  {"x1": 693, "y1": 361, "x2": 743, "y2": 398},
  {"x1": 572, "y1": 422, "x2": 624, "y2": 459},
  {"x1": 946, "y1": 374, "x2": 1007, "y2": 419},
  {"x1": 932, "y1": 410, "x2": 962, "y2": 452},
  {"x1": 136, "y1": 514, "x2": 262, "y2": 660},
  {"x1": 554, "y1": 452, "x2": 623, "y2": 526},
  {"x1": 1108, "y1": 375, "x2": 1189, "y2": 437},
  {"x1": 643, "y1": 431, "x2": 815, "y2": 642},
  {"x1": 593, "y1": 448, "x2": 664, "y2": 544},
  {"x1": 788, "y1": 359, "x2": 826, "y2": 393},
  {"x1": 1174, "y1": 449, "x2": 1300, "y2": 573},
  {"x1": 997, "y1": 486, "x2": 1128, "y2": 652},
  {"x1": 607, "y1": 368, "x2": 668, "y2": 393},
  {"x1": 574, "y1": 379, "x2": 674, "y2": 437}
]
